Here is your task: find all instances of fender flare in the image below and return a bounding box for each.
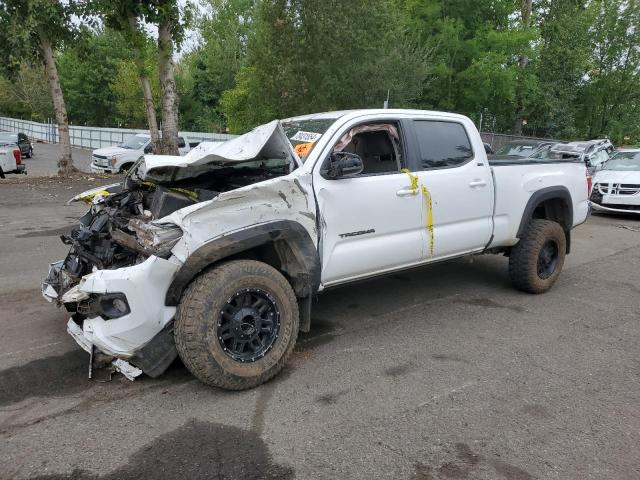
[516,186,573,252]
[165,220,320,308]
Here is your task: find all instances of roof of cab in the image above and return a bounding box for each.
[282,108,472,123]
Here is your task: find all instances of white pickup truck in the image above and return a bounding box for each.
[90,133,191,174]
[0,141,26,178]
[43,109,590,389]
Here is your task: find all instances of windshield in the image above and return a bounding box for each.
[0,133,19,144]
[120,134,149,150]
[603,152,640,171]
[529,146,554,159]
[494,143,537,156]
[281,118,336,161]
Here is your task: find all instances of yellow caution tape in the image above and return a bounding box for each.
[421,185,434,256]
[79,190,112,205]
[401,168,419,193]
[143,181,198,200]
[170,187,199,200]
[401,168,435,256]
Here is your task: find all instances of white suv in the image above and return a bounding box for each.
[91,133,191,174]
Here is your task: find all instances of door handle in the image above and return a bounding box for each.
[396,188,418,197]
[469,180,487,188]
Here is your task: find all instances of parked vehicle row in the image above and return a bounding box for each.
[0,136,26,178]
[0,131,33,158]
[0,131,31,177]
[490,138,639,214]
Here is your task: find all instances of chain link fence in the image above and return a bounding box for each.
[479,132,565,151]
[0,117,237,150]
[2,115,565,153]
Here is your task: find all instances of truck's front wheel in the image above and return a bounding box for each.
[175,259,299,390]
[509,219,566,294]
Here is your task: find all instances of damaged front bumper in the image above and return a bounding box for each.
[43,255,182,379]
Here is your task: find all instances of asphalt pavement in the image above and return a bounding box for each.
[20,143,93,177]
[1,175,639,479]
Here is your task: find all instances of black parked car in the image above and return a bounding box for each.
[0,132,33,158]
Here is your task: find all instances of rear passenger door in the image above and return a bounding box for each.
[410,119,494,259]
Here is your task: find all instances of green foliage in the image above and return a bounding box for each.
[574,0,640,144]
[1,0,639,144]
[0,63,53,120]
[221,0,430,132]
[111,59,161,127]
[176,0,257,132]
[0,0,77,71]
[57,28,136,126]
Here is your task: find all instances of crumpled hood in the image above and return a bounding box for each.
[139,120,299,180]
[593,169,640,184]
[93,146,135,157]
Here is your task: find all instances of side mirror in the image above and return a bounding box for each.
[484,143,494,155]
[144,144,153,154]
[325,152,364,179]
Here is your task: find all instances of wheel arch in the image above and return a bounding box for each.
[517,186,573,253]
[119,162,135,173]
[165,220,320,331]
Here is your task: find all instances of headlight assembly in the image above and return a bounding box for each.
[128,219,183,257]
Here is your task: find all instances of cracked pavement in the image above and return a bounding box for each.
[1,178,639,480]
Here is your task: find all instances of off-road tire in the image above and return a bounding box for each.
[509,219,566,294]
[175,259,299,390]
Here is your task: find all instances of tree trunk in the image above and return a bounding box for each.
[157,21,179,155]
[513,0,534,135]
[40,37,73,175]
[128,14,161,153]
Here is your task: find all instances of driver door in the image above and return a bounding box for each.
[314,122,426,286]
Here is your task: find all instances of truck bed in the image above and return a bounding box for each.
[488,160,590,249]
[488,155,584,166]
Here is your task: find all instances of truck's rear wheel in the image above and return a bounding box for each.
[175,259,299,390]
[509,219,566,294]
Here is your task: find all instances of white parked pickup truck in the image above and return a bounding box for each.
[44,109,590,389]
[90,133,191,174]
[0,140,26,178]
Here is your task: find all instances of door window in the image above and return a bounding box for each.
[332,123,402,175]
[414,121,474,170]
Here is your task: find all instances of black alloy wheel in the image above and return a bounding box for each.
[217,288,281,362]
[537,239,559,279]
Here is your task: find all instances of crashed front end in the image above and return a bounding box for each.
[42,181,190,379]
[42,120,305,380]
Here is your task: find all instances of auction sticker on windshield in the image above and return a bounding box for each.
[291,131,322,143]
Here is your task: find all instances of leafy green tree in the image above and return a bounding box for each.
[0,63,53,121]
[181,0,256,132]
[575,0,640,143]
[57,28,134,127]
[530,0,593,138]
[222,0,430,132]
[143,0,193,153]
[84,0,163,150]
[111,59,160,127]
[0,0,77,174]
